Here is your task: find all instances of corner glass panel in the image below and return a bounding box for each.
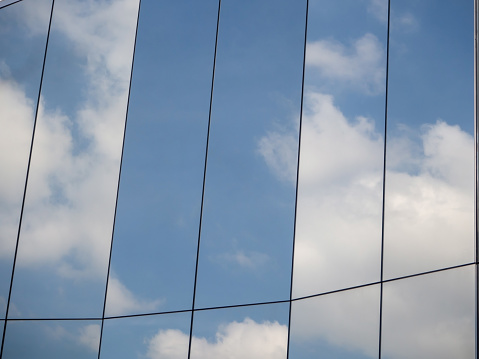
[384,0,474,279]
[190,303,289,359]
[3,320,101,359]
[8,0,139,318]
[195,0,306,308]
[381,266,475,359]
[100,313,191,359]
[289,285,380,359]
[293,0,387,298]
[105,0,218,317]
[0,0,52,318]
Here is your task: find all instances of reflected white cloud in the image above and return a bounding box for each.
[43,322,100,352]
[368,0,388,23]
[258,89,474,357]
[214,250,271,270]
[147,318,287,359]
[105,277,162,317]
[367,0,418,33]
[260,90,473,290]
[0,0,138,280]
[78,324,101,352]
[381,268,474,359]
[306,34,385,94]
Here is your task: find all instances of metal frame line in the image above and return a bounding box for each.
[286,0,309,358]
[187,1,222,358]
[96,1,143,358]
[0,0,55,357]
[378,0,392,358]
[475,2,479,359]
[0,0,23,10]
[4,262,474,322]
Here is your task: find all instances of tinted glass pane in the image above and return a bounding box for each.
[195,0,306,308]
[0,0,51,317]
[8,0,139,318]
[190,303,289,359]
[105,0,218,317]
[381,266,475,359]
[293,0,387,298]
[383,0,474,279]
[3,320,101,359]
[100,313,191,359]
[289,285,379,358]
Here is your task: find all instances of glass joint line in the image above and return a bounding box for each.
[286,1,309,358]
[378,1,392,358]
[187,1,222,358]
[475,1,479,358]
[0,0,24,10]
[5,262,474,323]
[96,1,143,359]
[0,1,55,358]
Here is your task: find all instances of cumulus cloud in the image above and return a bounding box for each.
[146,318,287,359]
[105,276,162,317]
[306,34,385,94]
[0,0,139,280]
[0,76,35,256]
[259,91,473,292]
[258,90,474,358]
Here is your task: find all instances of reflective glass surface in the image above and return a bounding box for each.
[289,285,380,358]
[381,266,475,359]
[190,303,289,359]
[384,0,474,279]
[100,313,191,359]
[105,0,218,317]
[195,0,306,308]
[293,0,387,298]
[0,0,52,318]
[8,0,139,318]
[2,320,101,359]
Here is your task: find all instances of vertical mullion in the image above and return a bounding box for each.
[286,0,309,358]
[378,0,392,358]
[96,1,142,358]
[475,1,479,358]
[0,1,55,357]
[187,1,222,358]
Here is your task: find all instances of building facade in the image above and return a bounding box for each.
[0,0,477,358]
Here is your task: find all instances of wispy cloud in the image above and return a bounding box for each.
[306,34,385,94]
[105,277,162,317]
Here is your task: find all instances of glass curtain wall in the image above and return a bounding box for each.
[0,0,476,358]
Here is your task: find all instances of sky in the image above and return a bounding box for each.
[0,0,476,358]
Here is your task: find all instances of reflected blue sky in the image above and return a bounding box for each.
[0,0,476,358]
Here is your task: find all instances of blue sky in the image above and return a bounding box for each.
[0,0,476,358]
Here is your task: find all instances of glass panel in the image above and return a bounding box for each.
[384,0,474,279]
[8,0,139,318]
[293,0,387,298]
[190,303,289,359]
[105,0,218,317]
[195,0,306,308]
[381,266,475,359]
[2,320,101,358]
[289,285,380,358]
[0,0,52,318]
[100,312,191,359]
